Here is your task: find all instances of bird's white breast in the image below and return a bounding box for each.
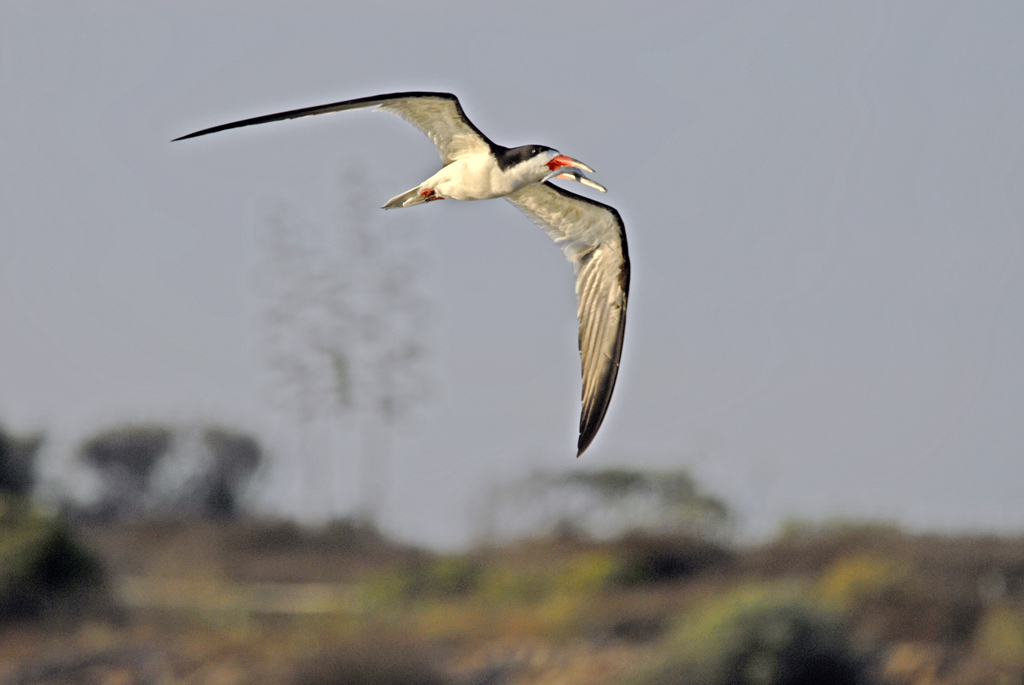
[426,152,535,201]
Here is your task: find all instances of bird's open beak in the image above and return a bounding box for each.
[546,154,595,174]
[555,170,607,193]
[544,155,606,192]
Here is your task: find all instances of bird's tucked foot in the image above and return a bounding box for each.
[382,186,443,209]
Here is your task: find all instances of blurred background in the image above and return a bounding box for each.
[2,1,1024,683]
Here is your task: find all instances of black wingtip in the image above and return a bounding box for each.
[172,129,203,142]
[172,126,219,142]
[171,121,242,142]
[576,433,593,458]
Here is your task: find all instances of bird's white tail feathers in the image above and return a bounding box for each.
[382,186,429,209]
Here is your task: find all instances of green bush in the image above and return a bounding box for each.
[421,555,483,597]
[623,583,871,685]
[816,553,909,611]
[552,550,619,594]
[0,498,104,619]
[975,605,1024,668]
[363,554,484,605]
[477,563,550,605]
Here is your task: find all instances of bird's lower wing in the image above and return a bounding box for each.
[505,182,630,456]
[173,91,495,164]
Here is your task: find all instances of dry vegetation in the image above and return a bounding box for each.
[3,505,1024,685]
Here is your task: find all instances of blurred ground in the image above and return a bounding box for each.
[3,512,1024,684]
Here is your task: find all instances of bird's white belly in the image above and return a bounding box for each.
[426,155,526,201]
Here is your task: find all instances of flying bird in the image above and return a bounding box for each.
[175,91,629,456]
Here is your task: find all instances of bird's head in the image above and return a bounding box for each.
[502,145,607,193]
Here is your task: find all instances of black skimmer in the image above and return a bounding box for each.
[175,91,629,456]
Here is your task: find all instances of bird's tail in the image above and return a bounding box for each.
[382,185,433,209]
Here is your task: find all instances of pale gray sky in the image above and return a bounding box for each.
[2,2,1023,546]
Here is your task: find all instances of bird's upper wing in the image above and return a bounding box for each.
[505,182,630,456]
[173,91,496,165]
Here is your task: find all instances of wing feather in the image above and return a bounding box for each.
[174,91,497,164]
[505,182,630,456]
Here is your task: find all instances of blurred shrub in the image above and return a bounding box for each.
[291,625,449,685]
[743,525,996,646]
[478,563,550,605]
[743,521,902,578]
[229,518,395,555]
[611,533,732,587]
[553,549,620,594]
[363,567,414,607]
[975,605,1024,668]
[367,547,618,609]
[424,555,482,597]
[407,557,483,597]
[813,550,981,645]
[816,553,909,611]
[364,555,482,604]
[623,583,871,685]
[0,426,43,496]
[0,497,104,619]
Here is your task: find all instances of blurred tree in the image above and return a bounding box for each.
[81,424,172,519]
[255,167,430,523]
[481,466,731,542]
[200,427,263,519]
[0,425,43,497]
[78,424,262,520]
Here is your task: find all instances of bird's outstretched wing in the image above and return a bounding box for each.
[173,91,497,164]
[505,182,630,456]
